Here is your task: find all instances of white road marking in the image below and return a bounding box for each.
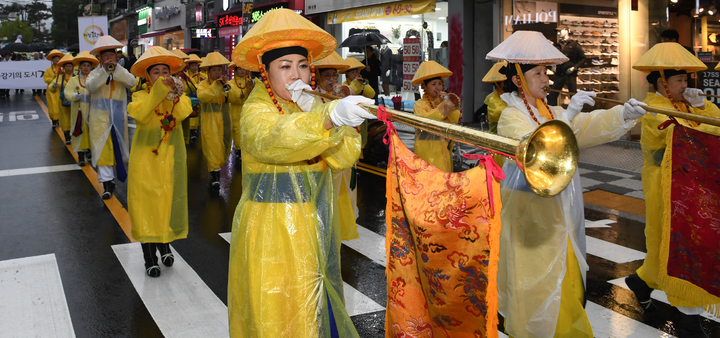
[112,243,230,338]
[585,219,615,228]
[0,164,80,177]
[586,301,675,337]
[609,277,720,324]
[0,254,75,337]
[343,224,387,266]
[586,236,646,264]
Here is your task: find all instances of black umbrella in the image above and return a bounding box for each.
[1,42,33,54]
[339,31,391,48]
[30,42,54,52]
[67,43,80,52]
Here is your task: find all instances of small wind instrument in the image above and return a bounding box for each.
[217,76,231,93]
[105,62,115,73]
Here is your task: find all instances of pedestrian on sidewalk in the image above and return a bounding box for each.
[44,49,65,128]
[85,36,136,200]
[64,51,98,166]
[127,46,190,277]
[50,54,75,144]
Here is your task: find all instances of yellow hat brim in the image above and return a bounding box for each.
[313,51,350,71]
[185,54,202,64]
[171,49,190,60]
[338,57,364,74]
[131,46,185,78]
[72,51,100,67]
[482,61,508,83]
[46,49,64,61]
[411,60,453,85]
[200,52,230,69]
[57,54,75,67]
[633,42,707,73]
[232,9,336,72]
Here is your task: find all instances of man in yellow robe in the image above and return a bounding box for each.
[43,49,64,128]
[197,52,232,188]
[50,54,75,144]
[227,62,254,162]
[181,54,206,143]
[64,51,99,166]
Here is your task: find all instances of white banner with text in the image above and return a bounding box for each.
[0,60,52,89]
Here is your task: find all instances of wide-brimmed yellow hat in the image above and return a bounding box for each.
[91,35,124,55]
[411,61,453,85]
[46,49,64,61]
[482,61,508,83]
[171,49,190,60]
[338,57,364,74]
[633,42,706,73]
[232,8,336,72]
[131,46,185,78]
[72,51,99,67]
[57,54,74,67]
[313,51,350,71]
[486,30,568,65]
[200,52,230,70]
[185,54,202,64]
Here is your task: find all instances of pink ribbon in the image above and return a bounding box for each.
[376,106,396,165]
[462,154,506,216]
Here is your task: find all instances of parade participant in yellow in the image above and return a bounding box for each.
[487,31,649,338]
[483,61,508,133]
[228,9,375,337]
[410,60,461,172]
[127,46,191,277]
[64,51,99,167]
[227,62,254,161]
[197,52,232,188]
[85,35,136,200]
[180,53,205,143]
[340,57,375,99]
[625,42,720,337]
[49,54,75,145]
[44,49,64,128]
[170,49,190,65]
[314,51,359,240]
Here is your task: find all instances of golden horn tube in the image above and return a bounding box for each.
[547,88,720,127]
[304,89,579,197]
[700,93,720,99]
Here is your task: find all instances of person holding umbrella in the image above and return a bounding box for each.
[64,51,99,166]
[44,49,64,128]
[49,54,75,144]
[360,46,381,101]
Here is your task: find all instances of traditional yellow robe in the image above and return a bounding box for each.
[48,71,74,132]
[197,79,232,172]
[412,97,461,172]
[227,75,253,151]
[64,74,91,152]
[343,78,375,100]
[485,90,507,134]
[43,65,60,121]
[185,70,206,131]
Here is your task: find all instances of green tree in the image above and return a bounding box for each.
[51,0,82,48]
[0,20,33,43]
[0,4,28,21]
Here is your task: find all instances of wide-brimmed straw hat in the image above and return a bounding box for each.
[46,49,64,61]
[171,49,190,60]
[57,54,74,67]
[339,57,365,74]
[185,54,202,64]
[199,52,230,70]
[411,60,453,85]
[482,61,508,83]
[91,35,124,55]
[313,51,350,71]
[232,8,336,72]
[633,42,706,73]
[131,46,185,78]
[72,51,99,67]
[486,30,568,65]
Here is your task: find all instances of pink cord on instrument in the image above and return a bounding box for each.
[463,154,505,216]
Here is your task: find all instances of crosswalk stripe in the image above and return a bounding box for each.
[344,224,387,266]
[585,236,646,264]
[218,232,386,316]
[112,243,230,337]
[0,164,80,177]
[586,301,675,337]
[0,254,75,337]
[608,277,720,324]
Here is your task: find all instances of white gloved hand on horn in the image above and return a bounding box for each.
[329,95,376,127]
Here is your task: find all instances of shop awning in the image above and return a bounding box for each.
[140,26,182,38]
[327,0,435,24]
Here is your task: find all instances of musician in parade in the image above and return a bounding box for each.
[340,57,375,100]
[64,51,99,167]
[226,62,254,162]
[127,46,191,278]
[49,54,76,145]
[227,8,375,337]
[182,54,206,143]
[487,30,649,338]
[625,42,720,337]
[483,61,508,134]
[43,49,65,128]
[85,35,136,200]
[196,52,232,189]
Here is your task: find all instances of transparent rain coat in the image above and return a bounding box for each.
[197,79,232,172]
[48,71,73,131]
[64,74,92,152]
[85,65,135,167]
[44,65,60,120]
[497,92,635,338]
[227,87,361,338]
[412,97,461,172]
[127,79,192,243]
[227,76,254,151]
[637,92,720,307]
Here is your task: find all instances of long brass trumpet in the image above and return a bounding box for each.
[304,90,579,197]
[547,88,720,127]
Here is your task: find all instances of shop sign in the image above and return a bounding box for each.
[137,5,151,34]
[402,37,420,92]
[192,28,217,39]
[111,20,127,42]
[327,0,436,25]
[698,52,713,62]
[558,4,617,17]
[155,6,181,20]
[196,4,203,22]
[242,2,252,33]
[252,4,301,23]
[218,13,243,27]
[219,26,242,37]
[505,1,557,26]
[698,65,720,103]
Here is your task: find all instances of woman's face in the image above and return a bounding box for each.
[52,56,60,65]
[148,65,170,85]
[346,69,361,82]
[208,66,223,80]
[63,64,74,74]
[235,67,249,78]
[80,62,92,75]
[188,62,199,73]
[513,65,549,100]
[424,79,444,99]
[319,69,339,91]
[266,54,311,102]
[660,74,688,102]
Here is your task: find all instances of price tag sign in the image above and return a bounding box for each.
[402,38,420,94]
[698,64,720,104]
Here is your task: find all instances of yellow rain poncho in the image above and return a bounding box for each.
[486,90,506,133]
[343,78,375,99]
[43,65,61,122]
[227,75,253,151]
[85,64,136,167]
[49,70,74,132]
[497,91,636,338]
[197,79,232,171]
[412,97,461,172]
[64,74,91,152]
[127,79,192,242]
[637,92,720,307]
[182,69,205,131]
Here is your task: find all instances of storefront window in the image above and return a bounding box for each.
[156,30,185,51]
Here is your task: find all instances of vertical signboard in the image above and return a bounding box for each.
[698,64,720,104]
[402,37,420,94]
[78,16,108,52]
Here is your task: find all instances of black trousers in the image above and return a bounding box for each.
[547,73,577,106]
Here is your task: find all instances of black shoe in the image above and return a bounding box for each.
[141,243,161,277]
[677,313,706,338]
[51,120,59,128]
[102,181,115,200]
[158,243,174,267]
[85,150,92,161]
[626,274,656,312]
[210,171,220,188]
[78,152,86,167]
[64,131,71,145]
[234,149,242,161]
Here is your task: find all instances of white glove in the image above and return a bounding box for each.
[622,98,650,120]
[329,95,376,127]
[561,90,595,122]
[684,88,705,107]
[74,93,81,100]
[285,79,315,111]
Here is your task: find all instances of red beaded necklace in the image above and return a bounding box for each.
[661,77,698,127]
[518,84,553,125]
